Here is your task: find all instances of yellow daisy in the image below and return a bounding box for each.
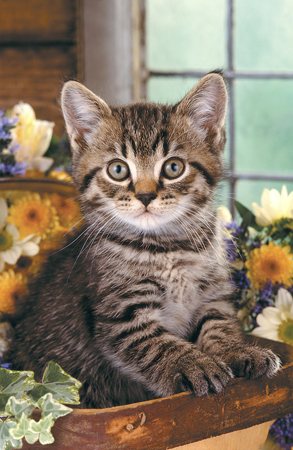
[46,193,83,228]
[245,242,293,289]
[48,169,73,183]
[0,269,27,314]
[6,193,59,240]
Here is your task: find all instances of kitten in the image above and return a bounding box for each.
[6,74,281,408]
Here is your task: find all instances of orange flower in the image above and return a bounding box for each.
[6,193,59,240]
[245,242,293,289]
[47,193,83,228]
[0,269,27,313]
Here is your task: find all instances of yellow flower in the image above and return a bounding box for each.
[245,242,293,289]
[6,193,59,240]
[0,198,41,272]
[10,102,54,172]
[252,186,293,226]
[0,269,27,314]
[47,193,83,228]
[48,169,73,183]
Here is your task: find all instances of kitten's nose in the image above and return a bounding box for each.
[136,192,157,207]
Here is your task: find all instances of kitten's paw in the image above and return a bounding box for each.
[173,353,233,397]
[225,345,282,379]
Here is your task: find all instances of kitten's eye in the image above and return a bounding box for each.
[107,160,130,181]
[162,158,185,179]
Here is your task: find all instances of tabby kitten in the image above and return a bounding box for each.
[7,74,281,408]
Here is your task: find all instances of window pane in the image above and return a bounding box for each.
[216,180,230,208]
[146,0,226,71]
[235,0,293,71]
[235,180,293,212]
[147,76,199,104]
[235,79,293,173]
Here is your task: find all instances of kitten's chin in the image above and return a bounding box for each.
[123,211,172,232]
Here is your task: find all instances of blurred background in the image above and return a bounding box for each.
[1,0,293,211]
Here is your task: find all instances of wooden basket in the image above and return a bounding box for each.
[20,337,293,450]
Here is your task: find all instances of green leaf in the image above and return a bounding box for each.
[0,369,37,416]
[234,200,263,231]
[9,413,39,445]
[0,418,22,450]
[30,414,55,445]
[28,362,81,405]
[38,393,72,420]
[234,200,251,219]
[5,397,35,420]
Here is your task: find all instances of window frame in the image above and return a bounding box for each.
[141,0,293,214]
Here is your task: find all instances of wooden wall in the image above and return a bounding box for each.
[0,0,82,137]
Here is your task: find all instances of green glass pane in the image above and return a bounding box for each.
[235,0,293,71]
[146,0,226,71]
[216,180,230,209]
[235,79,293,173]
[235,180,293,213]
[147,76,199,104]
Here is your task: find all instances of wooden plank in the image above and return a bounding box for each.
[0,46,78,136]
[21,339,293,450]
[0,0,77,43]
[174,421,274,450]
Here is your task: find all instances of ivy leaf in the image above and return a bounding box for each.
[0,368,37,416]
[9,413,39,445]
[38,393,72,420]
[234,200,263,231]
[30,413,55,445]
[5,397,35,420]
[28,362,81,405]
[0,418,22,450]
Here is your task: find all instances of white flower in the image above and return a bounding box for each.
[0,198,40,272]
[217,206,232,224]
[252,288,293,345]
[252,185,293,227]
[9,102,54,172]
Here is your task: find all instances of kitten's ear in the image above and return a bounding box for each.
[176,73,227,145]
[61,81,111,150]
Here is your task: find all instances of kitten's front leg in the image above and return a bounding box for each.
[193,301,281,379]
[100,314,233,399]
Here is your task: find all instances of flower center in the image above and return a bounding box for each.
[0,229,14,252]
[278,319,293,345]
[26,208,38,221]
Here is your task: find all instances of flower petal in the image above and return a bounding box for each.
[31,156,54,172]
[256,313,274,328]
[2,246,22,265]
[5,222,20,242]
[251,326,279,341]
[0,198,8,229]
[0,256,5,272]
[262,307,282,325]
[275,288,293,312]
[19,241,40,257]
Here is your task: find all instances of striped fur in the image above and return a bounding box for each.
[6,74,281,408]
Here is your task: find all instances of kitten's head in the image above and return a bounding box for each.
[61,74,227,237]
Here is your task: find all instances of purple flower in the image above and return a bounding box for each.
[0,109,17,140]
[0,357,12,369]
[0,161,27,176]
[270,414,293,450]
[10,162,27,175]
[232,270,250,290]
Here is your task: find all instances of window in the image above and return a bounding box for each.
[143,0,293,212]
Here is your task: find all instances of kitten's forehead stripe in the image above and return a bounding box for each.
[113,104,172,158]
